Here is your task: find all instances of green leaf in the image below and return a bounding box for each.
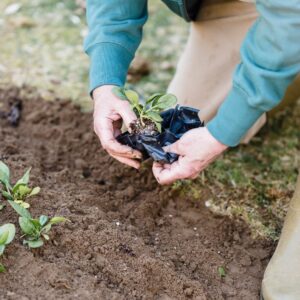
[0,203,5,211]
[42,234,50,241]
[42,223,52,233]
[1,191,13,201]
[132,103,143,117]
[145,111,163,122]
[24,239,44,248]
[218,266,226,278]
[17,185,32,197]
[0,263,6,272]
[154,94,177,110]
[0,231,8,245]
[15,200,30,209]
[154,121,162,133]
[124,89,139,106]
[39,215,48,226]
[30,219,41,229]
[8,200,31,219]
[19,217,36,236]
[29,187,40,197]
[12,168,31,193]
[49,216,69,225]
[0,245,5,255]
[146,93,163,105]
[0,224,15,245]
[0,161,10,188]
[112,86,127,100]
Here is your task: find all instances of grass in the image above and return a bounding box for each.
[175,106,299,240]
[0,0,187,109]
[0,0,299,240]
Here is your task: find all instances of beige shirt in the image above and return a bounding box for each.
[199,0,256,21]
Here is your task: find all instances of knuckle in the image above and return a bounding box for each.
[122,100,131,108]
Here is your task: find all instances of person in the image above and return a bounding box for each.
[84,1,300,299]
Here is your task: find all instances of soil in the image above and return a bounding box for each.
[0,87,274,300]
[130,118,158,136]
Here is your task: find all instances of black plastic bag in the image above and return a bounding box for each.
[117,105,204,164]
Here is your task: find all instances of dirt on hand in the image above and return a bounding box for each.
[0,87,274,300]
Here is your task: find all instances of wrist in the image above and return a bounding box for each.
[92,85,119,100]
[205,127,228,151]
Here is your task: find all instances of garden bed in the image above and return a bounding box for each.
[0,87,273,299]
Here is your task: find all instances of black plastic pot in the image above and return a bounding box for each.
[117,105,204,163]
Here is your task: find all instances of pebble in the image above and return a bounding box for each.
[95,254,107,269]
[184,288,194,297]
[74,158,87,170]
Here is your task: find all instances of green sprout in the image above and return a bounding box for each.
[112,87,177,132]
[0,161,40,209]
[8,200,69,249]
[218,266,226,278]
[0,223,16,272]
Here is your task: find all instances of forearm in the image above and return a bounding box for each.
[84,0,148,93]
[207,0,300,146]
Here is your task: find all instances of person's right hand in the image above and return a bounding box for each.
[93,85,142,169]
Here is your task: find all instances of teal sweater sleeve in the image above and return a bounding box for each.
[85,0,300,147]
[207,0,300,146]
[84,0,148,93]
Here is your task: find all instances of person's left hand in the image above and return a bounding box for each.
[152,127,228,185]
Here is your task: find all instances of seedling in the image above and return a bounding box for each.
[8,200,68,248]
[0,161,40,208]
[0,223,16,272]
[113,87,177,134]
[218,266,226,278]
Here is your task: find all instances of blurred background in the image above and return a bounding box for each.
[0,0,188,109]
[0,0,299,240]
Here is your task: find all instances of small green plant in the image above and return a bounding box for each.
[8,200,68,248]
[0,223,16,272]
[113,87,177,132]
[0,161,40,208]
[218,266,226,278]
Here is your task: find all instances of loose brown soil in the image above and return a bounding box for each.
[0,87,274,300]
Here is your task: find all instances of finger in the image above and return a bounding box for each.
[190,173,199,180]
[161,163,172,170]
[101,130,142,158]
[95,119,142,159]
[163,141,182,155]
[117,103,137,129]
[113,127,122,138]
[153,159,187,185]
[110,153,141,169]
[108,147,142,159]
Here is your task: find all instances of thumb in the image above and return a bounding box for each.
[163,140,182,155]
[118,106,137,129]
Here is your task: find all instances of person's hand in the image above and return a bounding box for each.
[93,85,142,169]
[152,127,228,185]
